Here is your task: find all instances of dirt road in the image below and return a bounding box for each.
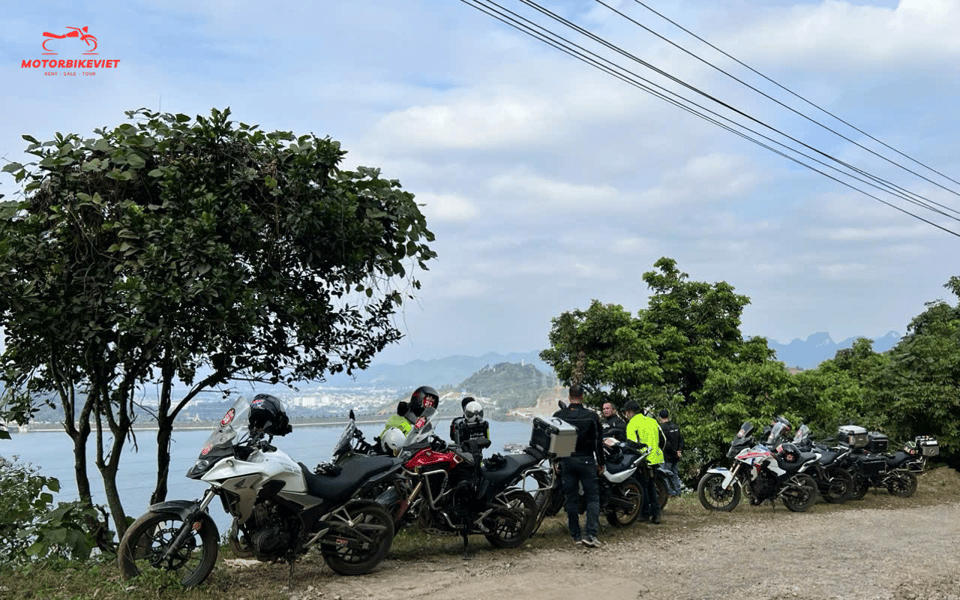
[230,467,960,600]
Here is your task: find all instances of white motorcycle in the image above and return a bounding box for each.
[118,395,402,587]
[697,421,819,512]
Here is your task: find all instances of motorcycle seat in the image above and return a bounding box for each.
[776,452,818,473]
[818,449,840,464]
[299,455,399,504]
[481,452,540,488]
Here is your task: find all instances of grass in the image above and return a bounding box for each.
[1,465,957,600]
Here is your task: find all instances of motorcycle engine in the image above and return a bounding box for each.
[750,469,778,504]
[246,501,292,560]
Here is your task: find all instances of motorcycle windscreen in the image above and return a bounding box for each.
[403,405,438,449]
[198,396,252,459]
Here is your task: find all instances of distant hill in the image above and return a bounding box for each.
[323,351,551,391]
[456,362,558,411]
[767,331,901,370]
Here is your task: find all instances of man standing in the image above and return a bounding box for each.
[553,384,605,548]
[658,409,684,497]
[622,400,664,524]
[600,401,626,441]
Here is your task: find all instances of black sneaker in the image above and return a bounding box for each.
[582,536,601,548]
[651,515,661,524]
[573,538,583,546]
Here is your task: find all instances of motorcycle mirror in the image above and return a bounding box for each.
[349,409,356,421]
[558,400,568,410]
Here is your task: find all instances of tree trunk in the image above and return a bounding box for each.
[151,421,173,505]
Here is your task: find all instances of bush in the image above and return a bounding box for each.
[0,455,106,563]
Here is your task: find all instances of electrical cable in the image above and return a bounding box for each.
[458,0,960,236]
[515,0,957,220]
[626,0,960,193]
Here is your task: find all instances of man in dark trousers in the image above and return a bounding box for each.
[658,409,685,497]
[553,384,605,548]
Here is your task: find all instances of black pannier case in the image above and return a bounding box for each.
[867,432,889,454]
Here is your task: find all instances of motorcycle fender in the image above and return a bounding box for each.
[706,467,737,490]
[146,499,202,520]
[145,500,220,538]
[605,468,636,484]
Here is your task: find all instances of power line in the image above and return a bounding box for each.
[625,0,960,193]
[514,0,959,221]
[458,0,960,236]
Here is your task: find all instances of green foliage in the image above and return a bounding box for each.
[868,280,960,453]
[0,456,104,563]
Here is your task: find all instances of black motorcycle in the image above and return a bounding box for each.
[846,432,919,499]
[792,425,855,504]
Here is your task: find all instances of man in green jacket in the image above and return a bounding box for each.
[623,400,664,523]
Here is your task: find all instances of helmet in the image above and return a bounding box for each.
[381,428,406,456]
[249,394,292,436]
[778,443,800,463]
[464,401,484,424]
[409,386,439,416]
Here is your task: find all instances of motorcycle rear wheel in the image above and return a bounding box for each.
[605,478,643,527]
[484,489,537,548]
[321,501,395,576]
[887,470,918,497]
[820,466,854,504]
[782,474,818,512]
[656,476,669,509]
[849,473,869,501]
[697,473,741,512]
[118,510,219,588]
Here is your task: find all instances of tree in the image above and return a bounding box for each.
[868,277,960,458]
[0,108,436,535]
[540,300,661,407]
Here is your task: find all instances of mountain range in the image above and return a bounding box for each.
[322,331,903,391]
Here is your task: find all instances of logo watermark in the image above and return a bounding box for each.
[21,26,120,76]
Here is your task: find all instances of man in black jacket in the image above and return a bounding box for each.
[658,409,684,497]
[553,384,605,548]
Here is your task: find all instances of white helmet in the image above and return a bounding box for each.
[464,401,484,424]
[382,428,406,456]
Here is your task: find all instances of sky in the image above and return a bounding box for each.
[3,0,959,365]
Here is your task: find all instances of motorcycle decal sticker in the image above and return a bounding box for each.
[221,408,235,426]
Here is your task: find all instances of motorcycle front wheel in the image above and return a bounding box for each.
[820,466,854,504]
[605,478,643,527]
[118,510,219,588]
[484,489,537,548]
[782,474,818,512]
[321,500,395,576]
[656,476,669,509]
[697,473,741,512]
[887,470,918,497]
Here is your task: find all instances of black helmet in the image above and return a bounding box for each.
[249,394,292,436]
[409,386,439,416]
[778,442,800,463]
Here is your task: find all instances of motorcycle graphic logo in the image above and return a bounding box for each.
[42,26,98,55]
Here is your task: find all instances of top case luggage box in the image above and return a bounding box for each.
[916,435,940,457]
[867,432,889,454]
[530,417,577,458]
[838,425,868,449]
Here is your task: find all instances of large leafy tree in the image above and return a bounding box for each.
[0,108,436,534]
[868,277,960,457]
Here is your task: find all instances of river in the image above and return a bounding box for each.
[0,418,537,532]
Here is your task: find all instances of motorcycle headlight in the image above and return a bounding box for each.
[187,458,213,479]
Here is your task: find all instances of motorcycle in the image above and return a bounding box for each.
[792,424,855,504]
[374,406,539,551]
[697,421,819,512]
[846,431,922,500]
[528,432,662,533]
[118,395,401,587]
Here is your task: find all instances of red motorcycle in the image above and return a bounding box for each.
[375,407,538,551]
